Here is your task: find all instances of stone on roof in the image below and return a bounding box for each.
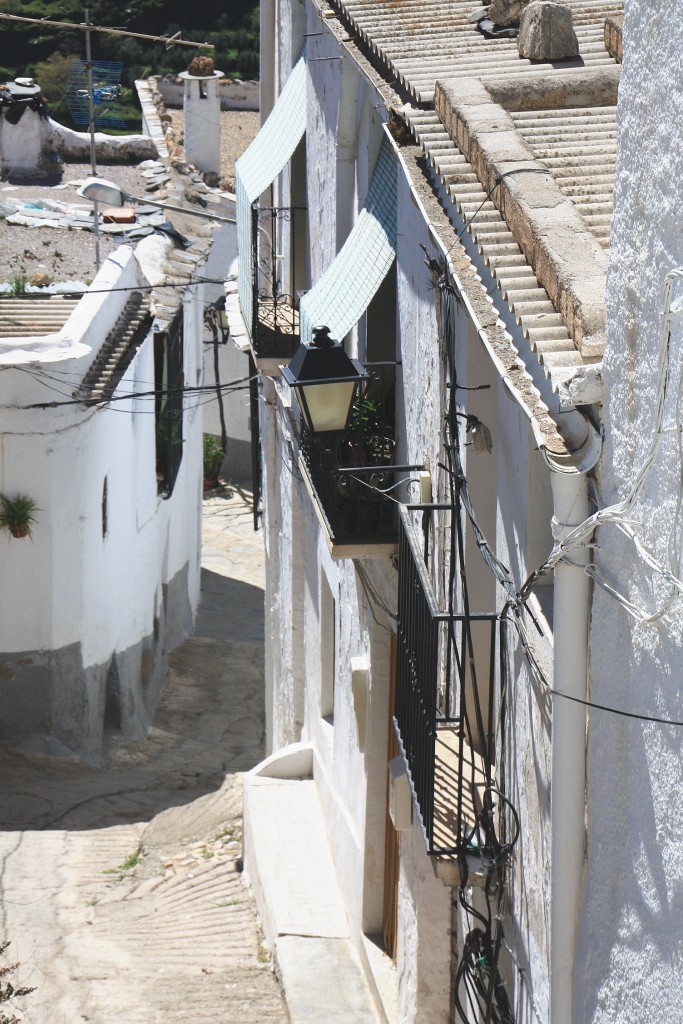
[489,0,532,28]
[518,2,580,60]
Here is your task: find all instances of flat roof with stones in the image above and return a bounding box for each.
[325,0,625,402]
[333,0,623,104]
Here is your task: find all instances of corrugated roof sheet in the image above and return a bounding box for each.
[334,0,623,103]
[0,296,79,338]
[405,107,601,395]
[510,105,617,250]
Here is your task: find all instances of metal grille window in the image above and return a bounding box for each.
[251,204,306,359]
[155,309,184,498]
[235,51,307,334]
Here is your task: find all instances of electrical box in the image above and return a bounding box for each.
[388,755,413,831]
[417,470,432,505]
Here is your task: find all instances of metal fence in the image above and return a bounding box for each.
[251,204,305,360]
[395,505,500,856]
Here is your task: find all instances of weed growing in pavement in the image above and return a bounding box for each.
[214,824,240,843]
[103,849,142,881]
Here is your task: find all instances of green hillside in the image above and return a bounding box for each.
[1,0,259,129]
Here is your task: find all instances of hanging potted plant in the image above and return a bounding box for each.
[0,493,39,539]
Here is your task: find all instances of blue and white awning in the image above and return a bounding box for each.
[235,52,307,334]
[299,139,397,343]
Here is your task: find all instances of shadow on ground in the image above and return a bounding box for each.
[0,571,266,832]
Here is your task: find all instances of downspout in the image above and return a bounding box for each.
[544,428,601,1024]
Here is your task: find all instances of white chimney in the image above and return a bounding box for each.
[179,69,224,176]
[0,78,59,181]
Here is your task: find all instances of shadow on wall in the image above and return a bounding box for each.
[574,634,683,1019]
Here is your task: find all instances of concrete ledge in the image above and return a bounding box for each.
[485,65,620,112]
[250,740,313,779]
[604,15,623,64]
[277,936,381,1024]
[243,761,382,1022]
[435,74,613,357]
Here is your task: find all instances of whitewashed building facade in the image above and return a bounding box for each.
[0,235,210,763]
[237,2,680,1023]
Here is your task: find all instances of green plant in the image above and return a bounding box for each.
[203,433,225,481]
[0,494,39,539]
[8,275,27,298]
[103,849,142,880]
[342,391,396,466]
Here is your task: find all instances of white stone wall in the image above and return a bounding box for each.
[201,228,253,480]
[156,77,260,111]
[577,6,683,1021]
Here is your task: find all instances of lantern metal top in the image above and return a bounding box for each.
[281,326,369,437]
[281,326,368,388]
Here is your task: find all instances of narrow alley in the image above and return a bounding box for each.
[0,489,287,1024]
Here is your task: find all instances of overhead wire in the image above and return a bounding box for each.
[427,253,683,1023]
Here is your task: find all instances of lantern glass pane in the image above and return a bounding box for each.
[301,381,356,433]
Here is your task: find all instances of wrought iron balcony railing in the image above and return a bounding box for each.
[395,505,503,864]
[298,362,400,548]
[251,204,305,361]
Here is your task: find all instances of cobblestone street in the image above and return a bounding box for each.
[0,488,287,1024]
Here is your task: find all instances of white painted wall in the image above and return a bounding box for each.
[0,104,54,178]
[0,245,204,759]
[156,77,259,111]
[202,227,253,480]
[256,3,562,1022]
[576,7,683,1021]
[181,72,223,176]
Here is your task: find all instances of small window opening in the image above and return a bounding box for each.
[154,310,184,498]
[320,572,336,723]
[101,476,108,538]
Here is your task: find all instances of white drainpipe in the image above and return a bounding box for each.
[545,430,600,1024]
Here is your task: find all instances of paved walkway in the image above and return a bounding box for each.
[0,488,288,1024]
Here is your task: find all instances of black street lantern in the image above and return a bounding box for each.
[281,326,368,438]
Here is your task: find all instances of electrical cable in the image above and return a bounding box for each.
[354,559,397,624]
